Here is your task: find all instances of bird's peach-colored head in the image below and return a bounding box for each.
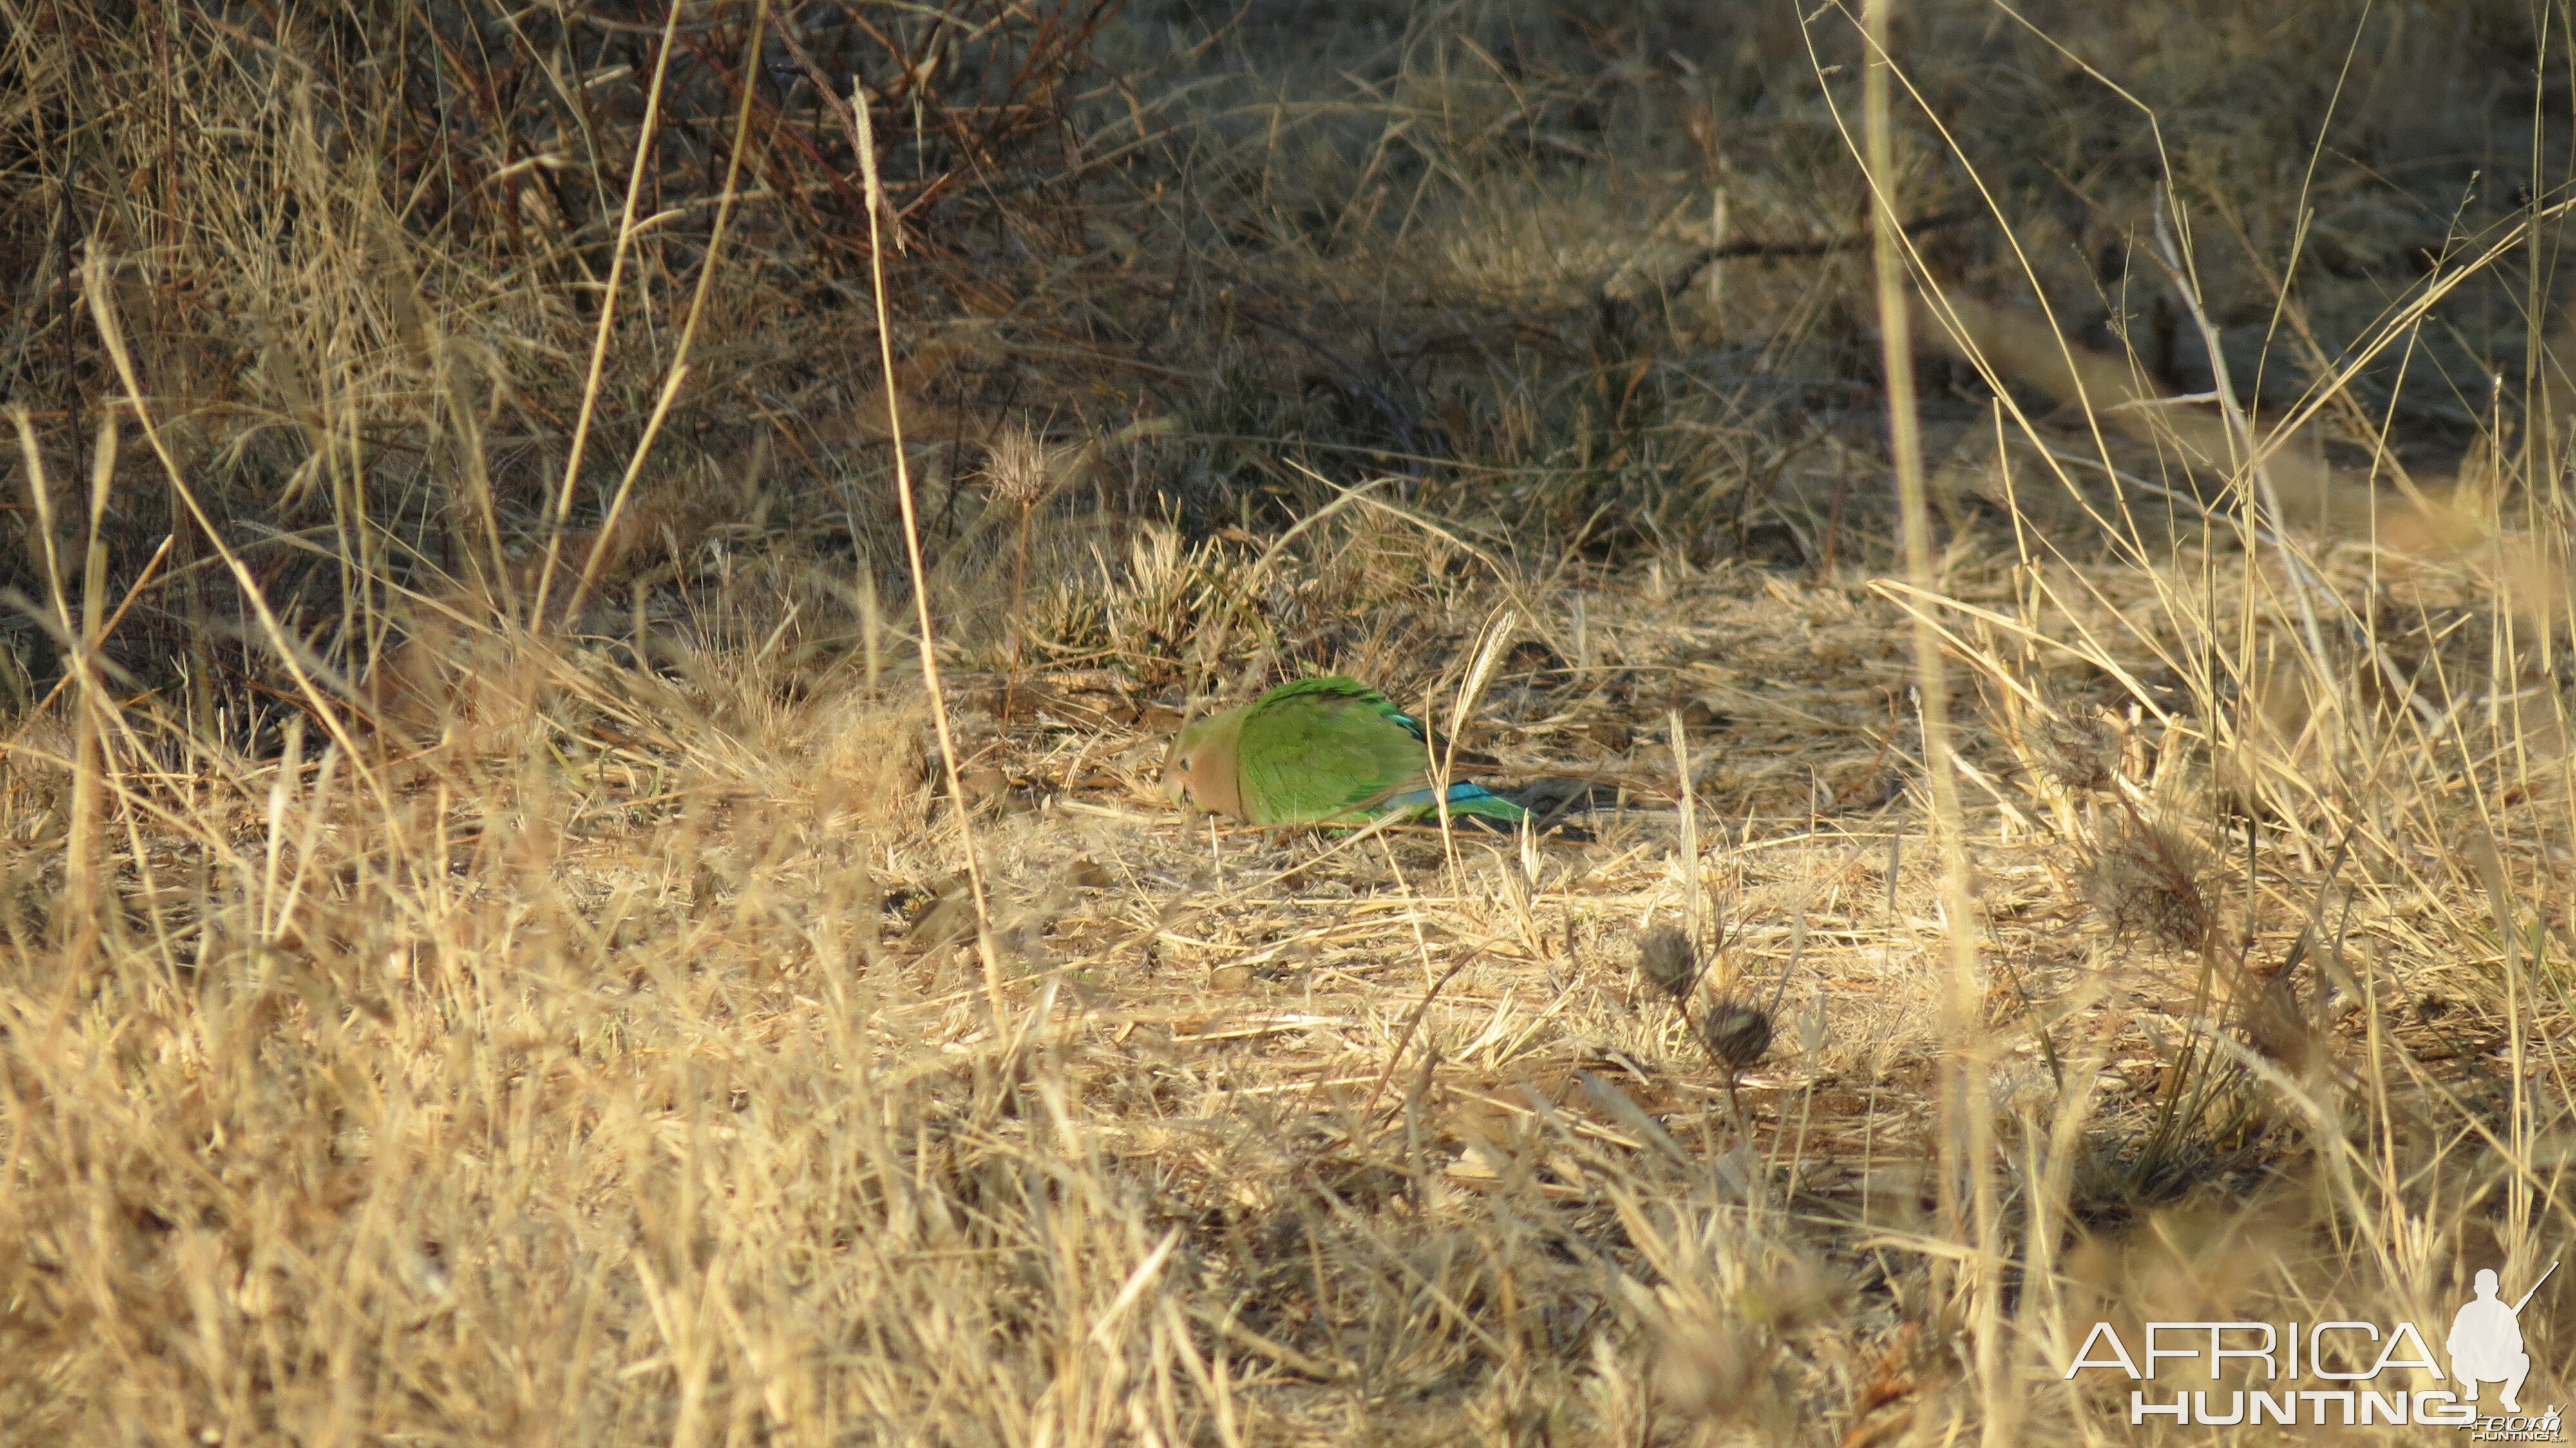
[1162,707,1247,819]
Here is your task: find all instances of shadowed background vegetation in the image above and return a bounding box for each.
[2,0,2572,1442]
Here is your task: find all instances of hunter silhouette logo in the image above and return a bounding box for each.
[2451,1264,2552,1414]
[2063,1261,2563,1435]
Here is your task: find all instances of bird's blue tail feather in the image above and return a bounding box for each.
[1386,781,1529,821]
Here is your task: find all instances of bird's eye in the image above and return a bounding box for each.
[1178,754,1192,770]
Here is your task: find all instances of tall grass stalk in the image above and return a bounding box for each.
[853,82,1005,1031]
[1858,2,2005,1439]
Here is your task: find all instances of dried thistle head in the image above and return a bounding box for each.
[2083,815,2215,955]
[2033,705,2123,794]
[1636,924,1700,1000]
[1701,996,1774,1075]
[983,424,1053,511]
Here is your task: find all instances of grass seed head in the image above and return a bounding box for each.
[2237,962,2318,1071]
[2083,816,2216,956]
[984,424,1053,511]
[2034,705,2123,794]
[1653,1319,1764,1422]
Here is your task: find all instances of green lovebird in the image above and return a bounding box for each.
[1161,675,1530,826]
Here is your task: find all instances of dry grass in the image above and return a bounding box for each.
[4,1,2576,1443]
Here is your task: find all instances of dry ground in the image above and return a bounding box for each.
[2,504,2566,1445]
[3,1,2575,1444]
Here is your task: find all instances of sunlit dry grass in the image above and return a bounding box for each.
[4,506,2568,1443]
[5,1,2576,1444]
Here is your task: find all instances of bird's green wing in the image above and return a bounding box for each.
[1235,677,1431,824]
